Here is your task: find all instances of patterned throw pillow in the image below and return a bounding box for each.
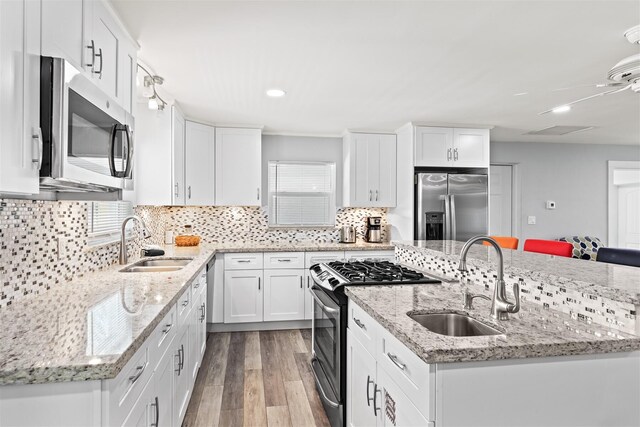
[558,236,604,260]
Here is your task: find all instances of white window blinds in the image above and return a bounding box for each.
[88,201,133,246]
[268,162,336,226]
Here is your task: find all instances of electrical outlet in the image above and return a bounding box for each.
[527,216,536,225]
[57,236,68,260]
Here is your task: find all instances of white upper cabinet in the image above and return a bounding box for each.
[215,127,262,206]
[0,0,41,195]
[135,104,186,206]
[84,0,120,101]
[414,126,489,168]
[41,0,84,69]
[343,132,397,207]
[185,121,215,206]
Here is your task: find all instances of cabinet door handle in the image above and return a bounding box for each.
[373,383,381,416]
[447,148,452,161]
[300,276,303,289]
[366,375,375,407]
[129,362,147,383]
[375,190,379,201]
[387,352,406,371]
[94,47,103,79]
[188,185,192,199]
[86,39,95,68]
[353,317,366,330]
[31,127,43,169]
[369,190,372,201]
[180,344,185,370]
[258,277,261,291]
[175,182,179,198]
[307,276,310,289]
[454,148,459,161]
[151,396,159,427]
[257,188,260,200]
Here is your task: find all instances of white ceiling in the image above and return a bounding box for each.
[111,0,640,145]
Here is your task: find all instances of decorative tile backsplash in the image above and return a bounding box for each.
[395,246,638,335]
[1,198,388,308]
[135,205,389,244]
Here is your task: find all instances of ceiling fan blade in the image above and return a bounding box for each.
[538,84,632,115]
[551,82,625,92]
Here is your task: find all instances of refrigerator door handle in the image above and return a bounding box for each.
[443,194,451,240]
[450,194,457,241]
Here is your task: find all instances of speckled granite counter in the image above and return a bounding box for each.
[345,282,640,364]
[0,241,391,385]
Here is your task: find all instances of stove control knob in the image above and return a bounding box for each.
[329,278,340,287]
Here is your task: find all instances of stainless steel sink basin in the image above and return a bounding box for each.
[408,312,503,337]
[120,258,193,273]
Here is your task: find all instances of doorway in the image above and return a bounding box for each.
[608,161,640,249]
[490,164,519,238]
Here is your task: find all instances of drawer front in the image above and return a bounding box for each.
[107,342,152,426]
[264,252,304,269]
[304,251,345,268]
[345,250,394,262]
[224,252,263,270]
[149,305,177,371]
[348,300,379,356]
[176,286,192,327]
[378,326,434,418]
[192,268,207,298]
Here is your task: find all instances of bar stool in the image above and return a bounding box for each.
[483,236,519,250]
[596,247,640,267]
[523,239,573,257]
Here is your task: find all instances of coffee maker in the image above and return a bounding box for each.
[364,216,382,243]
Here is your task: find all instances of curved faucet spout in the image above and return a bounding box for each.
[458,235,519,320]
[120,216,151,265]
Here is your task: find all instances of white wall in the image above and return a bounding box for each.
[262,134,343,204]
[491,141,640,244]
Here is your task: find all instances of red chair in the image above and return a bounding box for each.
[523,239,573,257]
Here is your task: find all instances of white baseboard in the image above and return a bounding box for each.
[207,320,312,333]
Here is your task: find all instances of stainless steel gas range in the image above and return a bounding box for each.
[309,260,440,427]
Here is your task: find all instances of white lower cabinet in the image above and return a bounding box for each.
[263,269,305,321]
[121,378,154,427]
[347,329,379,427]
[224,270,263,323]
[154,346,174,427]
[173,319,191,426]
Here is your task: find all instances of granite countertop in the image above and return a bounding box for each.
[394,240,640,305]
[345,280,640,365]
[0,241,392,386]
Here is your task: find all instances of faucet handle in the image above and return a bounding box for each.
[508,281,521,314]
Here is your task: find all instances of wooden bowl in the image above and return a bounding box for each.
[174,235,201,247]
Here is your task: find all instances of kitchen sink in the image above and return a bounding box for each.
[120,258,193,273]
[408,312,503,337]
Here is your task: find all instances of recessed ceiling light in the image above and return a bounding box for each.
[552,105,571,113]
[266,88,286,97]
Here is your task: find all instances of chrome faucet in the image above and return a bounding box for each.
[120,216,152,265]
[458,236,520,320]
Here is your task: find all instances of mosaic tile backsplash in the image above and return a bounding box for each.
[395,245,638,335]
[1,199,387,308]
[135,205,389,245]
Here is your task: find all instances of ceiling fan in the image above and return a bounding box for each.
[539,24,640,115]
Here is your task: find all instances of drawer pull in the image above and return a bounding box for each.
[182,299,189,307]
[387,352,406,371]
[129,363,147,383]
[162,323,173,334]
[237,259,251,263]
[353,317,366,330]
[277,258,292,262]
[194,281,200,289]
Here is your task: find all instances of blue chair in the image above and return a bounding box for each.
[596,247,640,267]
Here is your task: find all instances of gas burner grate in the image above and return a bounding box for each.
[327,260,427,283]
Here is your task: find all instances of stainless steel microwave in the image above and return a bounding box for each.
[39,57,134,191]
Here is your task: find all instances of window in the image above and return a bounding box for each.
[268,161,336,227]
[87,201,134,246]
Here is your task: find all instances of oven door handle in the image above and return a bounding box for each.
[310,288,339,314]
[310,357,340,408]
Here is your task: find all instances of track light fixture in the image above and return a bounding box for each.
[137,63,167,111]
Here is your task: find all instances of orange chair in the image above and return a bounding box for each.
[483,236,519,250]
[523,239,573,257]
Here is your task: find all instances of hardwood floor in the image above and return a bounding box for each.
[183,330,331,427]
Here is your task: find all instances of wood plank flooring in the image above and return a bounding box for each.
[183,330,330,427]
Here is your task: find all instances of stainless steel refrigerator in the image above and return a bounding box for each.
[414,171,488,242]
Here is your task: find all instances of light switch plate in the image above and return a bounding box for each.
[527,216,536,225]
